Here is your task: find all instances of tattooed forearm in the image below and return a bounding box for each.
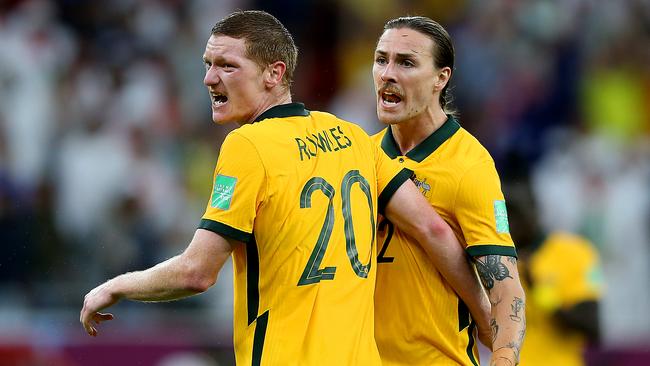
[490,318,499,344]
[509,297,524,322]
[474,255,513,290]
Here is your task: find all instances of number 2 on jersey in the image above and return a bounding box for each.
[377,219,395,263]
[297,170,375,286]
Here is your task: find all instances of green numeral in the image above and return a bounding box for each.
[298,178,337,285]
[297,171,375,286]
[377,219,395,263]
[341,170,374,278]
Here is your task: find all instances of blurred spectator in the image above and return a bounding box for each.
[504,170,602,366]
[0,0,76,190]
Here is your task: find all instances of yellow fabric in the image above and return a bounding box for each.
[202,107,406,365]
[519,232,603,366]
[372,121,515,366]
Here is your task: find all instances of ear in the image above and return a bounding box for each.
[264,61,287,89]
[433,66,452,92]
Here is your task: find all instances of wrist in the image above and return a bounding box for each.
[105,277,125,300]
[491,347,517,366]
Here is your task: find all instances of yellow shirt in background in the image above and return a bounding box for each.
[519,231,603,366]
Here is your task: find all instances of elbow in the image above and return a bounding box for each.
[408,214,455,254]
[182,262,217,294]
[424,214,454,242]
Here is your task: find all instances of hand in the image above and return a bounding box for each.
[80,281,119,336]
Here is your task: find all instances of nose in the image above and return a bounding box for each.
[204,66,219,86]
[380,62,397,83]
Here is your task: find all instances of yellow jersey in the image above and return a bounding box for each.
[200,103,411,366]
[372,116,516,366]
[519,232,602,366]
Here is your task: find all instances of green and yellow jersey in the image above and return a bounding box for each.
[372,116,516,366]
[519,232,602,366]
[200,103,411,366]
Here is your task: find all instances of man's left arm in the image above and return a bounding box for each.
[473,254,526,366]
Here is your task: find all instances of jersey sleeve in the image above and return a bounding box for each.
[198,131,266,243]
[455,160,517,258]
[530,233,603,312]
[374,143,412,214]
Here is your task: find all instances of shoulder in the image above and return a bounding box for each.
[371,128,387,145]
[311,111,373,142]
[440,128,497,180]
[452,128,494,163]
[223,126,257,146]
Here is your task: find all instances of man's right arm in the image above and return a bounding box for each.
[80,229,237,336]
[383,179,492,347]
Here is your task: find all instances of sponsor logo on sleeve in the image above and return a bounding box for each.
[494,200,510,234]
[211,174,237,210]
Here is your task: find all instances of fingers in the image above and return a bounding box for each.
[80,287,116,337]
[80,311,97,337]
[80,312,114,337]
[93,312,114,324]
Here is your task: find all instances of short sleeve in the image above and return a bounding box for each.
[374,143,412,214]
[456,160,517,258]
[199,131,266,242]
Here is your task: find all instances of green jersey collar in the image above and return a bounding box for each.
[254,102,310,122]
[380,115,461,162]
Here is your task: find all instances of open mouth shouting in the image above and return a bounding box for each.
[379,87,403,109]
[211,91,228,107]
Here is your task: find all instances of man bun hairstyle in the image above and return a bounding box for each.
[212,10,298,87]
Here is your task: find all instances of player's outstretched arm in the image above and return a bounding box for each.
[384,179,491,345]
[473,255,526,366]
[80,229,237,337]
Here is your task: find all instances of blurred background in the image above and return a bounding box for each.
[0,0,648,365]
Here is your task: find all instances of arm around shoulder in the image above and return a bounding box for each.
[383,179,492,344]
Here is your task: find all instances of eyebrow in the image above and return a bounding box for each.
[375,50,418,59]
[202,55,227,63]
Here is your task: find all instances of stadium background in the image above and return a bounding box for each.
[0,0,648,365]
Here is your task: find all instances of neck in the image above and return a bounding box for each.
[241,91,293,126]
[390,108,448,155]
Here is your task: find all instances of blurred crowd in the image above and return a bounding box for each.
[0,0,649,363]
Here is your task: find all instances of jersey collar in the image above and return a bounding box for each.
[380,115,461,162]
[254,102,310,122]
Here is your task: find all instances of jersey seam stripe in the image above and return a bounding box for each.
[466,320,479,366]
[252,310,269,366]
[465,245,518,258]
[378,168,414,214]
[198,218,252,242]
[458,299,471,331]
[246,238,260,325]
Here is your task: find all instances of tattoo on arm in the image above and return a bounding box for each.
[474,255,512,290]
[510,297,524,322]
[490,318,499,344]
[506,256,517,265]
